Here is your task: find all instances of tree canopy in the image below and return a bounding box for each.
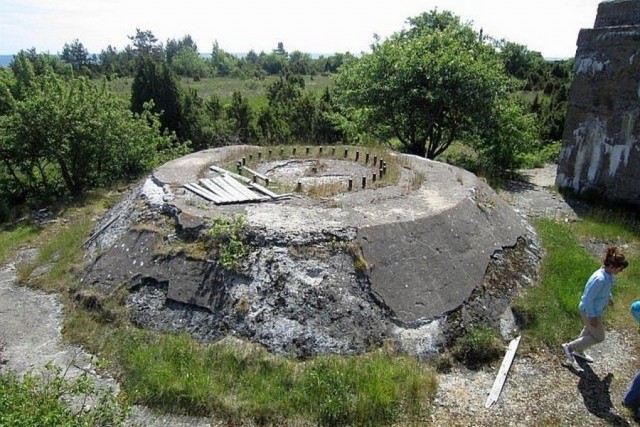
[0,71,187,201]
[333,10,532,163]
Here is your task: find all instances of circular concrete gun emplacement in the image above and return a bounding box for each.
[81,145,541,358]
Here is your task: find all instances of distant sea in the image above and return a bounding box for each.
[0,55,13,67]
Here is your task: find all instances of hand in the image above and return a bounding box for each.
[609,299,615,307]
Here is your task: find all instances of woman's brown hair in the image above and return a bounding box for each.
[604,246,629,269]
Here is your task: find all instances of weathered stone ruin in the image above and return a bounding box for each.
[556,0,640,206]
[81,146,540,358]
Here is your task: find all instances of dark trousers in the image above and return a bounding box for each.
[624,370,640,408]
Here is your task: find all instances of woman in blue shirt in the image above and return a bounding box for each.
[562,246,628,370]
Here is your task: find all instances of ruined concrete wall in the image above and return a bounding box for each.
[555,0,640,205]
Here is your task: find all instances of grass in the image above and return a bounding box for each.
[515,209,640,347]
[452,326,504,369]
[106,75,334,109]
[0,223,40,265]
[0,363,130,427]
[69,324,437,426]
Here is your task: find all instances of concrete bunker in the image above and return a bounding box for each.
[81,145,540,358]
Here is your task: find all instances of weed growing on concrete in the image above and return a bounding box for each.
[344,241,369,275]
[205,214,248,270]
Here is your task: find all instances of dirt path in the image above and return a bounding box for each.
[1,163,638,426]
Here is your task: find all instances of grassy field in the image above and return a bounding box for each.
[2,174,639,425]
[107,74,334,108]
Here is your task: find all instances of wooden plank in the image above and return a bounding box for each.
[196,179,232,202]
[210,176,252,200]
[183,183,223,204]
[248,182,279,198]
[199,178,243,202]
[241,165,269,182]
[220,175,267,200]
[206,177,247,201]
[220,174,255,197]
[485,335,521,409]
[209,165,252,184]
[248,182,293,200]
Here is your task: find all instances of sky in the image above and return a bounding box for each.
[1,0,603,59]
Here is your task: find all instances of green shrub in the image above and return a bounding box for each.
[204,214,248,269]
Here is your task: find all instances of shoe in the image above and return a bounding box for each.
[573,351,594,363]
[562,344,576,364]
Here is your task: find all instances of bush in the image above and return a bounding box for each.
[204,214,248,269]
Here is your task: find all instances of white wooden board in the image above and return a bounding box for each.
[485,335,521,409]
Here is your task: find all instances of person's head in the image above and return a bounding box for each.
[603,246,628,274]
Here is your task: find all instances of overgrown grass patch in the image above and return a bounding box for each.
[0,223,40,265]
[106,329,436,425]
[572,207,640,242]
[0,362,130,427]
[451,326,504,370]
[17,217,94,292]
[515,218,598,345]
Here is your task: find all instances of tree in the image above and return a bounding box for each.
[260,52,286,75]
[10,49,72,82]
[226,91,253,142]
[0,72,186,198]
[131,57,185,139]
[128,29,163,60]
[166,35,198,64]
[289,50,313,75]
[497,41,546,84]
[98,45,119,76]
[274,42,288,57]
[210,41,238,77]
[0,68,16,116]
[171,46,208,79]
[61,39,90,72]
[333,10,516,159]
[475,97,538,178]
